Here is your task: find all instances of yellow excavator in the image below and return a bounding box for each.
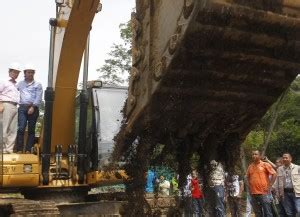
[0,0,127,214]
[1,0,300,215]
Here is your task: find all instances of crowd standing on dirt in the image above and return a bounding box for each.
[145,150,300,217]
[0,63,42,154]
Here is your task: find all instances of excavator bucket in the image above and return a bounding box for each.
[116,0,300,154]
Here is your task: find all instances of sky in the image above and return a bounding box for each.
[0,0,135,88]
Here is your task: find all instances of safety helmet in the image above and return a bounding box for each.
[23,64,36,71]
[9,62,21,72]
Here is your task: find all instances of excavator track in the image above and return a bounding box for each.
[115,0,300,157]
[0,199,60,216]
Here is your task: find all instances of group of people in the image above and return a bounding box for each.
[145,149,300,217]
[145,169,178,196]
[0,63,42,154]
[248,150,300,217]
[206,151,300,217]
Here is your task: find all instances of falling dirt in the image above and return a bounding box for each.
[113,0,300,216]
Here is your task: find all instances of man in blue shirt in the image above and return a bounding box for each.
[16,64,43,153]
[145,168,156,193]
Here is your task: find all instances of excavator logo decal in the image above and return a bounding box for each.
[3,166,16,174]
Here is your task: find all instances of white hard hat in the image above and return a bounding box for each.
[9,62,21,72]
[24,64,35,71]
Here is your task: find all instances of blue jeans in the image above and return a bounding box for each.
[282,192,300,216]
[16,106,39,152]
[211,185,225,217]
[183,196,193,217]
[192,198,203,216]
[277,201,287,217]
[246,194,252,217]
[251,194,273,217]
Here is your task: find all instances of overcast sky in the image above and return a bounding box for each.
[0,0,135,88]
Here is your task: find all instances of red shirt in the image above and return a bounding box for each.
[191,178,203,198]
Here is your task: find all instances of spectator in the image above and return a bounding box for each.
[170,174,179,195]
[209,160,226,217]
[245,192,252,217]
[247,150,277,217]
[0,63,21,153]
[145,168,156,193]
[226,174,244,217]
[262,156,277,170]
[275,153,300,216]
[182,173,193,216]
[158,175,170,196]
[15,64,43,153]
[270,157,287,217]
[263,156,285,216]
[184,174,192,197]
[190,170,204,217]
[243,175,253,217]
[275,157,283,169]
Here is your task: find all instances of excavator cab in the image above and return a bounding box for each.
[82,84,128,186]
[90,84,127,170]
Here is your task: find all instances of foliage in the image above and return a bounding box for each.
[266,119,300,164]
[35,101,45,136]
[97,21,132,85]
[243,76,300,163]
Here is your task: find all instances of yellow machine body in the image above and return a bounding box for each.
[1,154,39,187]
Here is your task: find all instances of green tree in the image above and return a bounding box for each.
[243,76,300,162]
[267,119,300,164]
[97,21,132,85]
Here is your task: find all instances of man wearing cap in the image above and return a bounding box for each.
[16,64,43,153]
[0,63,21,153]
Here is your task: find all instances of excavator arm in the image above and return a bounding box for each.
[41,0,99,185]
[51,0,99,153]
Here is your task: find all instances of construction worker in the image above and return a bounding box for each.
[0,63,21,153]
[16,64,43,153]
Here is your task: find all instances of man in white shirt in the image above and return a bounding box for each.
[0,63,21,153]
[158,175,170,196]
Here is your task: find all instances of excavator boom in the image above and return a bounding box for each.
[51,0,99,153]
